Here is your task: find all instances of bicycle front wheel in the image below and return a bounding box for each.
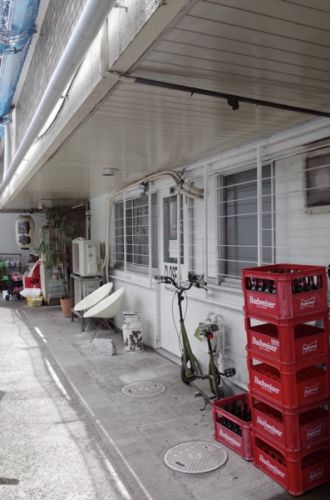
[208,364,221,396]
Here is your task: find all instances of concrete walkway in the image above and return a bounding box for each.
[1,300,330,499]
[0,303,126,499]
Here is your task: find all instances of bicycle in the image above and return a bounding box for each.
[155,272,235,401]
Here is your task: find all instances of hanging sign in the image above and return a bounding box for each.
[15,215,35,249]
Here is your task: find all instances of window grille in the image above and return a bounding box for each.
[151,192,158,269]
[217,165,274,281]
[187,196,195,272]
[112,193,158,274]
[186,179,205,277]
[305,152,330,209]
[113,201,124,269]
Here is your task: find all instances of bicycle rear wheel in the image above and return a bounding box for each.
[180,356,197,384]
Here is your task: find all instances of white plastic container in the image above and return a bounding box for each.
[122,312,143,352]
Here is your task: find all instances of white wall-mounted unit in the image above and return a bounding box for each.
[72,238,100,277]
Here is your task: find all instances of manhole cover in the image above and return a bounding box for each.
[164,441,227,474]
[122,381,166,398]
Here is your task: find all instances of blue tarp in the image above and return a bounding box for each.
[0,0,40,134]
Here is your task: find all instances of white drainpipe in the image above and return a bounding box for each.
[4,123,11,173]
[0,0,116,195]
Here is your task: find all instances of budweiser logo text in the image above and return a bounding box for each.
[256,416,283,437]
[254,376,280,394]
[304,383,320,397]
[259,454,285,478]
[309,467,324,482]
[249,296,276,309]
[306,424,322,440]
[300,297,316,310]
[252,336,279,353]
[302,340,318,354]
[219,427,241,448]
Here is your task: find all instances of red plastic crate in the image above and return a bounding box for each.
[212,393,253,460]
[242,264,327,320]
[253,437,330,496]
[252,397,330,452]
[248,356,329,409]
[245,313,329,364]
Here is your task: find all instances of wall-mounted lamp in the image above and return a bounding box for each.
[138,181,149,195]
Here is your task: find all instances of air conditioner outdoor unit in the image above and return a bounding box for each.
[72,238,100,277]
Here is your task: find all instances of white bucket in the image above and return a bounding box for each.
[122,312,143,352]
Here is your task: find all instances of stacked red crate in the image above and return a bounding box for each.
[212,393,253,461]
[242,263,330,496]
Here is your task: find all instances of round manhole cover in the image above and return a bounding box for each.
[122,381,166,398]
[164,441,227,474]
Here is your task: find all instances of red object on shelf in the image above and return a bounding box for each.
[212,393,253,461]
[24,276,40,288]
[245,313,329,364]
[251,397,330,452]
[248,355,329,409]
[253,436,330,496]
[242,264,327,320]
[24,260,41,288]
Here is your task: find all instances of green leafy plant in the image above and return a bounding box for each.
[36,207,77,298]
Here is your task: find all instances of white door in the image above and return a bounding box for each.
[158,191,187,355]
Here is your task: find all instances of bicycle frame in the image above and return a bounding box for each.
[156,274,235,401]
[176,283,203,381]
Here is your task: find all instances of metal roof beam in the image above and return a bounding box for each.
[133,76,330,119]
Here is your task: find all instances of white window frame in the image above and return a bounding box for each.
[112,191,158,278]
[305,147,330,214]
[215,162,275,285]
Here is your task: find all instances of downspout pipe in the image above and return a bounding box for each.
[0,0,116,196]
[4,122,11,173]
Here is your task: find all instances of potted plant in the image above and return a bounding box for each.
[37,207,76,316]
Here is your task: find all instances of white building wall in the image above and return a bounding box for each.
[112,277,158,348]
[90,195,107,243]
[276,155,330,266]
[90,121,330,389]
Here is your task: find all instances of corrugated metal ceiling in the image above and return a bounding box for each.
[135,0,330,110]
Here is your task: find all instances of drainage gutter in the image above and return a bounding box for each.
[0,0,116,197]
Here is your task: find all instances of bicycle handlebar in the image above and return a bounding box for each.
[155,275,188,290]
[155,273,207,291]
